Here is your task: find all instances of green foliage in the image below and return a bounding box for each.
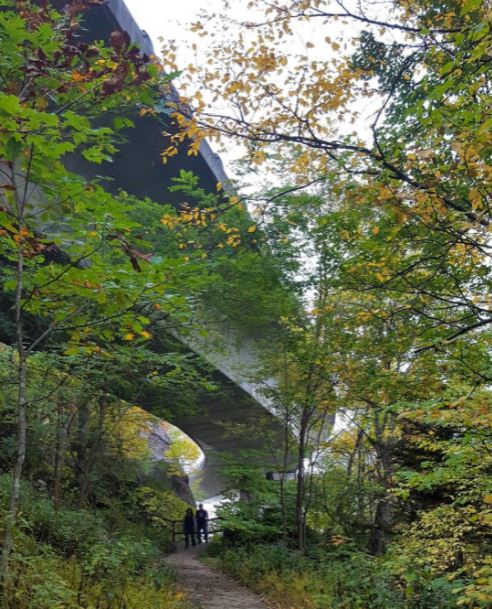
[1,1,491,608]
[0,474,191,609]
[137,486,190,527]
[211,542,459,609]
[209,458,297,545]
[165,170,299,336]
[166,427,202,475]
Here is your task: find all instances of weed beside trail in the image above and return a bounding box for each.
[209,542,460,609]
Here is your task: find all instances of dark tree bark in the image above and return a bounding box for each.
[368,409,396,555]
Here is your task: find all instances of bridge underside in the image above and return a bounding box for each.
[124,353,284,497]
[64,0,228,205]
[65,0,286,498]
[173,381,283,497]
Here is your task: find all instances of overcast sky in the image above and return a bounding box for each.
[123,0,351,72]
[122,0,381,184]
[125,0,224,63]
[124,0,253,173]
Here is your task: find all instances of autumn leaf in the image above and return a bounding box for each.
[71,71,85,82]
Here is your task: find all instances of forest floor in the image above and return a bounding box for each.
[166,544,268,609]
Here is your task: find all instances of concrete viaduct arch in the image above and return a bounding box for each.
[68,0,284,497]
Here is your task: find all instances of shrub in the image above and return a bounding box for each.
[0,476,191,609]
[211,542,460,609]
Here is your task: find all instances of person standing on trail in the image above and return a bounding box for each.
[183,507,196,549]
[196,503,209,543]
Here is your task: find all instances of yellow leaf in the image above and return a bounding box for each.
[481,513,492,527]
[484,494,492,504]
[140,330,152,339]
[247,225,257,233]
[372,226,380,235]
[124,333,135,341]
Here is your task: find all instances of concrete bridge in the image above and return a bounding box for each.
[70,0,284,497]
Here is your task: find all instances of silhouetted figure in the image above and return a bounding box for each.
[196,503,209,543]
[183,507,196,549]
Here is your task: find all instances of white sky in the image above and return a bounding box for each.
[124,0,210,40]
[125,0,256,175]
[125,0,230,64]
[123,0,375,183]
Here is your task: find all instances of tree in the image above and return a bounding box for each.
[163,0,492,343]
[166,426,202,475]
[159,0,491,549]
[0,0,193,583]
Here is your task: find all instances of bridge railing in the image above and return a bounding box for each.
[162,517,223,545]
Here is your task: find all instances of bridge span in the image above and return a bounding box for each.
[70,0,285,497]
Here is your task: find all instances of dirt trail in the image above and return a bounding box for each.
[166,545,269,609]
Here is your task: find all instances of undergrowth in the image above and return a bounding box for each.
[0,475,191,609]
[207,541,460,609]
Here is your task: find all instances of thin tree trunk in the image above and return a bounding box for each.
[368,410,395,555]
[52,401,64,510]
[295,414,307,553]
[279,391,291,545]
[1,163,28,586]
[53,402,76,510]
[302,407,329,539]
[77,398,106,508]
[368,496,393,555]
[1,347,27,584]
[347,428,364,477]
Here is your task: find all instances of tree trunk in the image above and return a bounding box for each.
[76,398,106,508]
[73,401,89,508]
[53,402,76,510]
[1,221,27,585]
[295,416,307,553]
[368,496,393,555]
[368,410,396,555]
[279,402,291,545]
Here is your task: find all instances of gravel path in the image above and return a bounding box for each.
[166,545,269,609]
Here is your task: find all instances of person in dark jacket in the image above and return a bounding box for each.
[195,503,209,543]
[183,507,196,549]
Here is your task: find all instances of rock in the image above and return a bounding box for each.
[140,419,196,506]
